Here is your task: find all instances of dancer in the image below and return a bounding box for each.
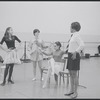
[28,29,48,81]
[41,41,66,88]
[64,22,84,99]
[0,27,21,86]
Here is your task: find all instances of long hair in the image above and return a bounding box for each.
[4,27,13,40]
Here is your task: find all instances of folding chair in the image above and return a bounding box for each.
[59,58,70,86]
[41,57,69,85]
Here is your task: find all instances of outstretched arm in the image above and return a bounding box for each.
[41,42,55,56]
[41,40,48,49]
[41,49,53,56]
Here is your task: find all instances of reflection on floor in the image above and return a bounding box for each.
[0,57,100,99]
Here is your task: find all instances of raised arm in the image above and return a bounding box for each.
[27,40,33,51]
[41,40,48,49]
[41,49,53,56]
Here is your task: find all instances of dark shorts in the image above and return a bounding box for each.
[66,52,80,70]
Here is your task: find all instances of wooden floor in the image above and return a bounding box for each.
[0,57,100,99]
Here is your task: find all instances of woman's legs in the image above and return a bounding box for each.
[68,70,78,92]
[69,70,78,98]
[8,64,14,83]
[1,64,9,86]
[73,70,78,94]
[32,61,37,80]
[69,70,75,93]
[54,74,58,85]
[38,60,43,80]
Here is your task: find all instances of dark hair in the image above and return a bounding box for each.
[71,22,81,32]
[33,29,40,36]
[4,27,13,39]
[55,41,62,49]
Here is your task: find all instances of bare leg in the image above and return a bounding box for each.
[32,61,37,80]
[69,70,75,93]
[70,70,78,99]
[64,70,75,96]
[54,74,58,85]
[73,71,78,93]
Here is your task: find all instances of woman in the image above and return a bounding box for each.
[28,29,48,81]
[64,22,85,99]
[0,27,21,86]
[41,41,66,88]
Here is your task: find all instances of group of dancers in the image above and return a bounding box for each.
[0,22,84,99]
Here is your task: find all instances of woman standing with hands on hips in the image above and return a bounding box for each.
[0,27,22,86]
[64,22,85,99]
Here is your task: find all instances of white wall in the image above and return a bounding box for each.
[0,1,100,56]
[0,2,100,40]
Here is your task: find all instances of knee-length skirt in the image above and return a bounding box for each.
[3,50,21,65]
[66,52,80,70]
[30,51,43,61]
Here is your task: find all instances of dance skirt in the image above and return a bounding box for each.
[3,49,21,65]
[48,58,64,75]
[30,50,43,61]
[66,52,80,70]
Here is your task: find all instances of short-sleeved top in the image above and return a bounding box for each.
[0,35,21,49]
[29,37,44,53]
